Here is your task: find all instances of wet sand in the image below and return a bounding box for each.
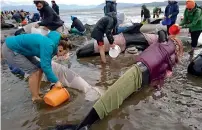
[1,6,202,130]
[1,42,202,130]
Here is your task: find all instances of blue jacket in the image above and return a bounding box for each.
[165,1,179,22]
[5,31,61,83]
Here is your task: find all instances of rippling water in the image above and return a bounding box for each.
[1,6,202,130]
[2,48,202,130]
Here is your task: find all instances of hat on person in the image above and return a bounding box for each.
[186,0,196,9]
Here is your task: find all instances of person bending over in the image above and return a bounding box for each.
[179,0,202,55]
[2,31,70,102]
[91,12,117,63]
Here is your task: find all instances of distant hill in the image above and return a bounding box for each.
[1,3,95,12]
[142,1,202,7]
[96,3,137,9]
[2,1,202,12]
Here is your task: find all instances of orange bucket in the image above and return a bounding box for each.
[44,87,70,107]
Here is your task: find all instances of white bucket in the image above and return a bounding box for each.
[31,27,50,36]
[109,45,121,58]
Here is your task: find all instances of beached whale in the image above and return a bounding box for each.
[188,50,202,77]
[76,24,172,58]
[5,59,102,101]
[1,23,15,29]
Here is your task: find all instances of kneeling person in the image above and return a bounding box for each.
[70,16,86,35]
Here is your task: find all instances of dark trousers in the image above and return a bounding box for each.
[190,30,201,48]
[167,21,176,35]
[143,18,151,23]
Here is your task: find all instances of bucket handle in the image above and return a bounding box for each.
[50,83,65,90]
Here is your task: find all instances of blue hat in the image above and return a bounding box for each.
[71,16,76,21]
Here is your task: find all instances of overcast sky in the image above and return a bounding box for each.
[5,0,165,6]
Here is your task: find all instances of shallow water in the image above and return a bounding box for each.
[2,47,202,130]
[1,6,202,130]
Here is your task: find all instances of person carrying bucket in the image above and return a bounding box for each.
[69,16,86,35]
[179,0,202,55]
[54,29,184,130]
[164,0,179,35]
[1,31,71,102]
[91,12,117,63]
